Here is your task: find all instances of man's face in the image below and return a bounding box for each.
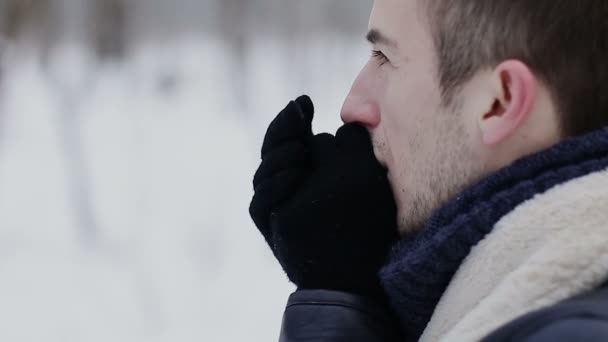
[341,0,484,234]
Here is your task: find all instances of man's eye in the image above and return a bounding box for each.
[371,50,389,66]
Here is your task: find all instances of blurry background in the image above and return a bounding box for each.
[0,0,371,341]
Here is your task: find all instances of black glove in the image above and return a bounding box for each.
[249,95,399,298]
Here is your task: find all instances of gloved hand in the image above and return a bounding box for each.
[249,95,399,298]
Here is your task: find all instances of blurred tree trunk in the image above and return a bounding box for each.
[43,0,100,246]
[0,0,49,39]
[91,0,127,59]
[0,0,54,57]
[219,0,250,113]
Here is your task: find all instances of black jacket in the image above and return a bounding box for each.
[279,284,608,342]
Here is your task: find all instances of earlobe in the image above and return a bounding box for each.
[480,60,537,145]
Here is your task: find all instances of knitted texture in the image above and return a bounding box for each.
[380,127,608,341]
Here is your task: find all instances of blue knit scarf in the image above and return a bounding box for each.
[379,127,608,341]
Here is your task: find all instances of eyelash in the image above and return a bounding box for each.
[371,50,389,66]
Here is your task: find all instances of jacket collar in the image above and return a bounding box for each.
[379,128,608,341]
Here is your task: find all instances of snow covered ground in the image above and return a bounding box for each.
[0,35,367,341]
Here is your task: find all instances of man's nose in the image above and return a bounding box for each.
[340,66,381,127]
[340,94,380,127]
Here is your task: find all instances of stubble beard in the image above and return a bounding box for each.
[396,111,485,236]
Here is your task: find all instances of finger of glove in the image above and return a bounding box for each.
[295,95,314,124]
[261,99,314,158]
[249,168,308,239]
[335,124,375,156]
[307,133,339,165]
[253,141,310,189]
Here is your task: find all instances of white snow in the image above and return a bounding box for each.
[0,35,367,341]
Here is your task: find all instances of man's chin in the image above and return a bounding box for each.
[397,222,416,236]
[398,222,423,237]
[396,208,429,237]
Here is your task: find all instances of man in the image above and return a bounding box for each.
[250,0,608,341]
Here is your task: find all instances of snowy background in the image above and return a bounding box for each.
[0,0,370,341]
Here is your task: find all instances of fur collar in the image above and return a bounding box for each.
[423,167,608,341]
[379,128,608,341]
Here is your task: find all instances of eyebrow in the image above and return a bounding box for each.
[366,29,398,49]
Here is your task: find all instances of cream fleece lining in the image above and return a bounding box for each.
[419,167,608,342]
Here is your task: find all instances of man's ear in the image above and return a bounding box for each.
[480,60,538,145]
